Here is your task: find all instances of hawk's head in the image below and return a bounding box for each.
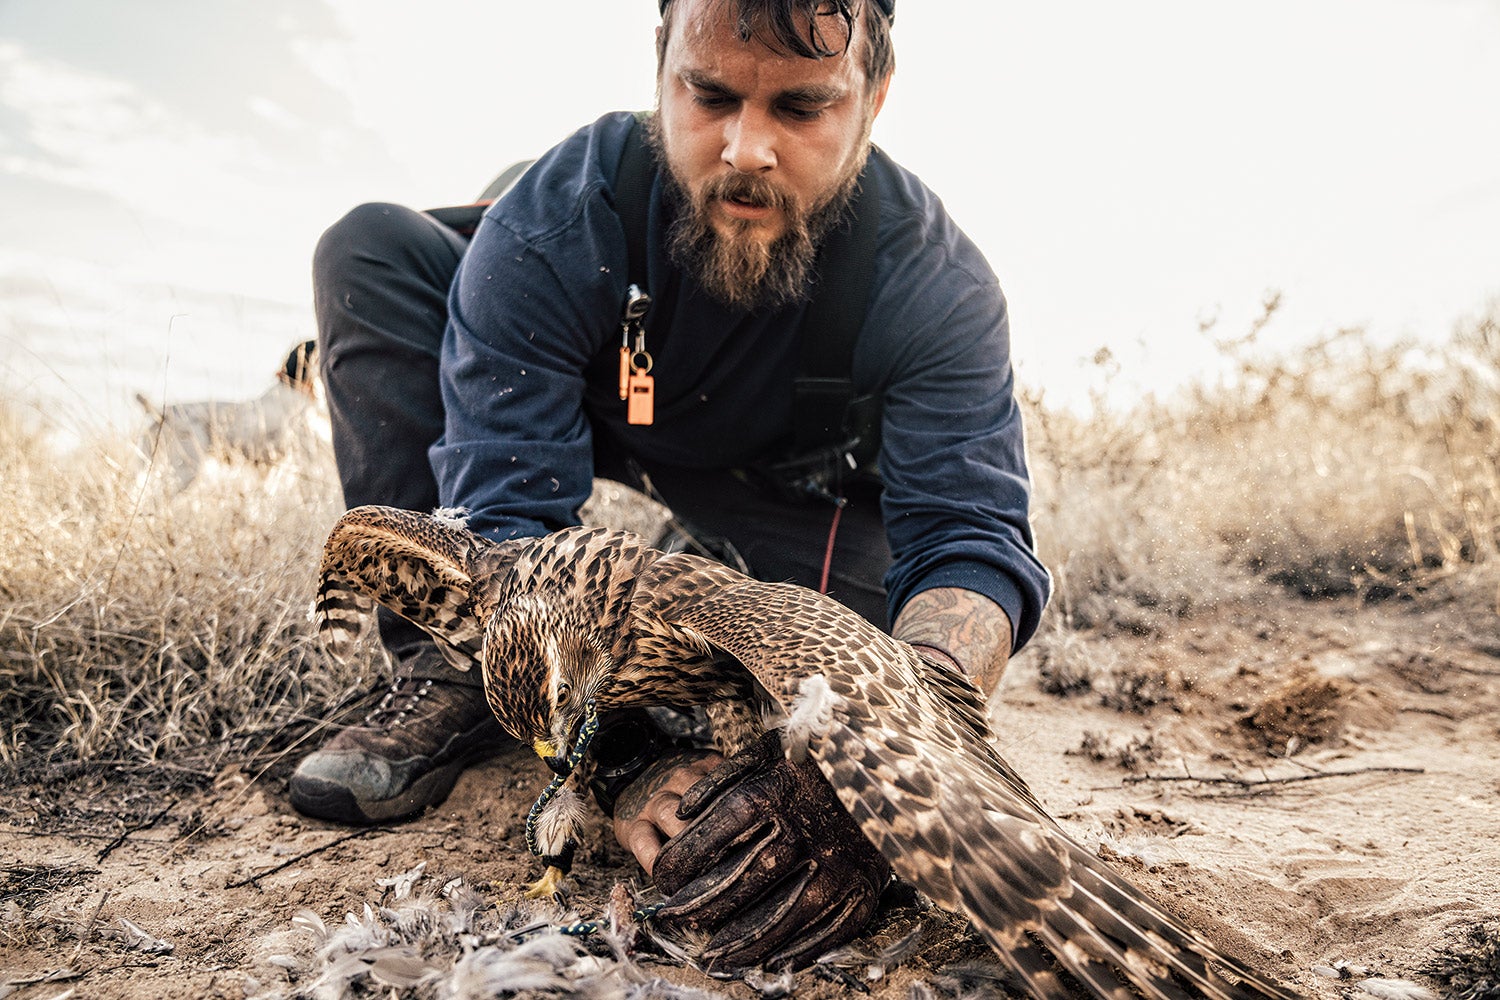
[482,590,616,775]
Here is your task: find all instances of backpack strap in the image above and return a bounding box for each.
[615,116,680,357]
[616,116,656,298]
[791,158,882,461]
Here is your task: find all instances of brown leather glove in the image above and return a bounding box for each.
[647,729,892,972]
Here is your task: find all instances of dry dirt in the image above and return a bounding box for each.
[3,595,1498,999]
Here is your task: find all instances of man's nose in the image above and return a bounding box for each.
[722,109,777,173]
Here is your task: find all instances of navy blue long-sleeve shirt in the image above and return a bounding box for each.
[432,112,1050,649]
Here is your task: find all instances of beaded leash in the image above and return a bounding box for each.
[524,700,601,857]
[521,701,664,936]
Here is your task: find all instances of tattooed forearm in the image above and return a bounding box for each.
[611,748,719,823]
[893,587,1013,697]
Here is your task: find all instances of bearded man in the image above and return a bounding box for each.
[295,0,1050,969]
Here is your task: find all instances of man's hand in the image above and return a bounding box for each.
[616,730,891,972]
[612,749,723,876]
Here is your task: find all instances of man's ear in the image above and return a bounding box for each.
[870,70,893,119]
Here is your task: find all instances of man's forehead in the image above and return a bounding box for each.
[667,0,857,62]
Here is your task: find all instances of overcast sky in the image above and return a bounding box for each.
[2,0,1499,420]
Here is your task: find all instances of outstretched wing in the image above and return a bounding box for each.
[661,570,1299,1000]
[315,505,520,670]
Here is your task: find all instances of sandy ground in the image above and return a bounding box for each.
[2,593,1497,999]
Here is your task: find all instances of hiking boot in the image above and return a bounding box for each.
[289,646,510,824]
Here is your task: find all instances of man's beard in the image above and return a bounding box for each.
[646,119,868,312]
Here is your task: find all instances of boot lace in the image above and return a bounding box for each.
[360,675,436,729]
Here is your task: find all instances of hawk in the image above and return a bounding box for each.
[315,505,1300,1000]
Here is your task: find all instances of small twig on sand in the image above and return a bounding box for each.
[66,888,112,966]
[225,828,387,889]
[3,967,86,989]
[1104,766,1425,797]
[96,799,178,863]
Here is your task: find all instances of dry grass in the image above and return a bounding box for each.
[1025,300,1500,637]
[0,412,372,779]
[4,303,1499,776]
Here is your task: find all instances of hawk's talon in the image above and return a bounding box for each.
[525,865,570,900]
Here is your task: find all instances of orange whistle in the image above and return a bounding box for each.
[626,373,655,425]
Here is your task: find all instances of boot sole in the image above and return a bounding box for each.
[289,743,503,825]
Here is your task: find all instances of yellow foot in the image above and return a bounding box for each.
[524,865,569,901]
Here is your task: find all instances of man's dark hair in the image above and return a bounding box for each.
[658,1,895,88]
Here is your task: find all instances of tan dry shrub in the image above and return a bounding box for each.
[1238,671,1355,751]
[0,406,373,773]
[1174,326,1500,597]
[1022,385,1245,634]
[1025,302,1500,634]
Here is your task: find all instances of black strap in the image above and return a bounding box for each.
[616,117,680,358]
[616,116,656,297]
[792,160,881,456]
[423,202,488,237]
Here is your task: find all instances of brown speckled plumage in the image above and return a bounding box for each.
[316,505,1301,1000]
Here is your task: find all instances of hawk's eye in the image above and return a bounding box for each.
[555,682,572,706]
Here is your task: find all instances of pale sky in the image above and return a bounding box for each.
[2,0,1499,423]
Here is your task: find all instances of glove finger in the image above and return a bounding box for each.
[749,874,884,970]
[652,788,787,893]
[689,859,815,972]
[701,866,881,972]
[695,860,836,972]
[652,821,802,927]
[674,730,781,821]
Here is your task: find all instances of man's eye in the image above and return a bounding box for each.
[693,93,733,110]
[780,104,824,122]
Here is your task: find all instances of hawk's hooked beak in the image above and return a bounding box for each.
[533,738,570,777]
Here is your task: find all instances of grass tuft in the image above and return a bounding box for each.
[1026,302,1500,645]
[0,411,373,779]
[1423,922,1500,1000]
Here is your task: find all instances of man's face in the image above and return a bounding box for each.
[654,0,891,310]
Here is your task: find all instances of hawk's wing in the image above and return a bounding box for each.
[661,570,1299,1000]
[315,505,520,671]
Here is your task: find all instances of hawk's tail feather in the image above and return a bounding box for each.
[314,572,372,661]
[959,856,1295,1000]
[1025,892,1220,1000]
[833,712,1302,1000]
[951,826,1149,1000]
[1058,853,1301,1000]
[988,927,1119,1000]
[314,506,520,665]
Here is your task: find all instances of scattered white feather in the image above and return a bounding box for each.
[1315,958,1372,980]
[375,861,426,901]
[251,869,736,1000]
[1357,979,1437,1000]
[740,969,797,996]
[432,506,471,528]
[291,908,328,940]
[104,916,173,954]
[443,934,582,997]
[782,674,844,762]
[817,925,925,983]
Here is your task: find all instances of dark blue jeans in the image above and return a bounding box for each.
[312,202,892,655]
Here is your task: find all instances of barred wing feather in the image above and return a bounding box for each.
[666,578,1301,1000]
[314,505,519,670]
